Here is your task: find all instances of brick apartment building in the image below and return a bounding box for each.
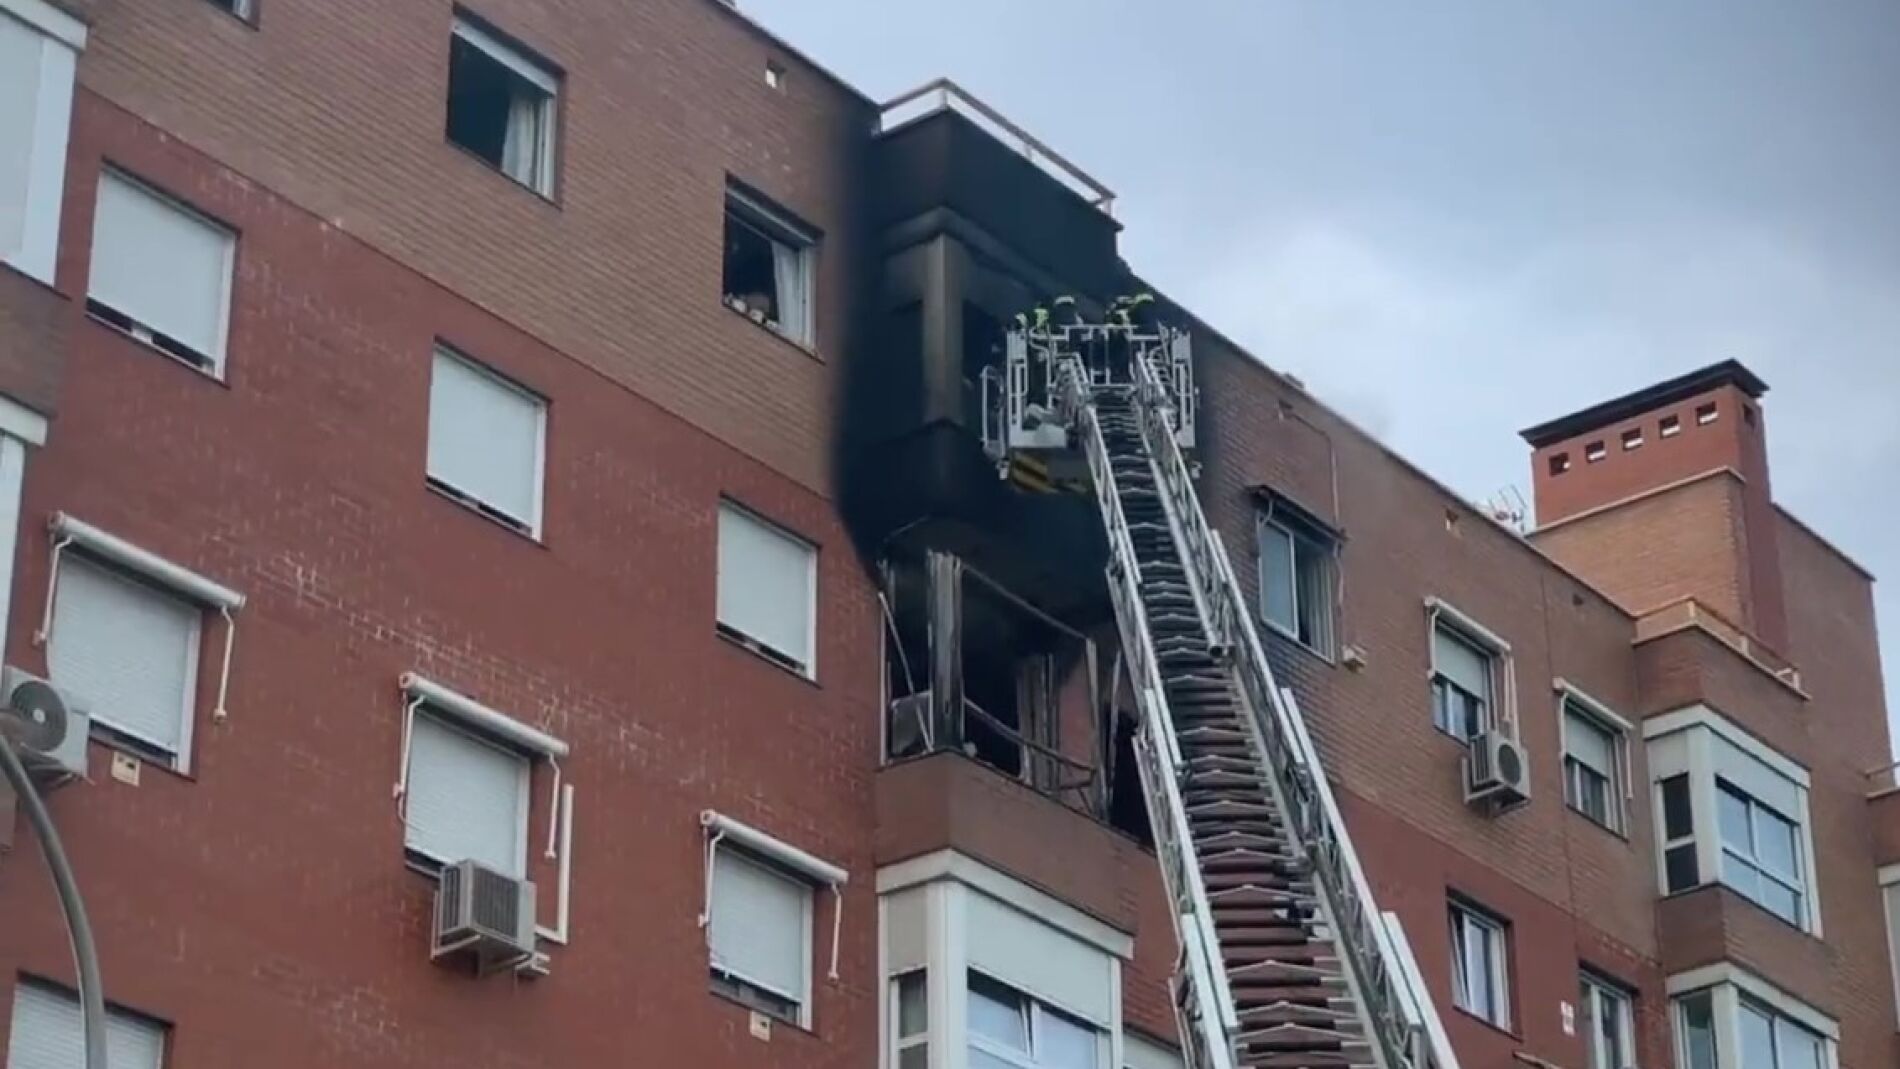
[0,1,1894,1068]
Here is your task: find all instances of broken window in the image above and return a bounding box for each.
[724,184,817,346]
[446,16,559,194]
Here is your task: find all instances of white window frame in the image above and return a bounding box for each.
[1715,779,1806,928]
[1580,970,1635,1069]
[425,345,548,538]
[0,0,83,285]
[1255,508,1336,658]
[1448,899,1511,1029]
[1668,966,1840,1069]
[1644,707,1820,934]
[967,970,1109,1069]
[723,183,818,347]
[1426,598,1513,742]
[86,169,238,377]
[35,513,245,773]
[1880,864,1900,1024]
[448,15,559,195]
[698,810,847,1030]
[1558,681,1630,835]
[715,500,819,677]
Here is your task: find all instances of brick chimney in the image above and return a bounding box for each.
[1521,360,1787,651]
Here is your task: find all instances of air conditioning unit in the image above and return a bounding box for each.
[432,859,536,974]
[1464,729,1530,813]
[1,667,88,787]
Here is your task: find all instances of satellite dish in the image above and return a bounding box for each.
[5,678,70,754]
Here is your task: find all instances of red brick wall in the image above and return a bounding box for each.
[0,93,881,1068]
[1533,471,1752,624]
[0,263,69,417]
[61,0,874,495]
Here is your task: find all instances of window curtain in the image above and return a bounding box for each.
[502,94,542,186]
[772,241,809,341]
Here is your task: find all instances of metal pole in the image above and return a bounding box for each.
[0,745,106,1069]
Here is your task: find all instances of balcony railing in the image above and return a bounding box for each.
[877,78,1117,216]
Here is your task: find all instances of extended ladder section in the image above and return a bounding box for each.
[1047,336,1461,1069]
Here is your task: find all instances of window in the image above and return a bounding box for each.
[765,61,787,90]
[723,184,817,346]
[1563,698,1626,833]
[716,502,817,676]
[1676,991,1718,1069]
[967,973,1101,1069]
[1661,774,1698,892]
[426,347,546,536]
[446,15,558,194]
[892,971,927,1069]
[1647,710,1818,931]
[1622,427,1644,451]
[1448,900,1510,1029]
[709,848,814,1024]
[205,0,254,20]
[1256,510,1335,656]
[1579,971,1634,1069]
[1661,414,1683,438]
[403,712,531,876]
[1742,405,1757,428]
[1717,781,1805,926]
[1431,622,1494,740]
[0,1,80,285]
[1672,979,1836,1069]
[48,556,201,769]
[87,170,236,375]
[6,980,166,1069]
[1548,452,1572,476]
[1585,440,1607,463]
[1697,402,1719,426]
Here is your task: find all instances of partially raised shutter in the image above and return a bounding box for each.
[709,849,808,1003]
[1432,625,1491,700]
[404,714,529,877]
[6,982,166,1069]
[48,557,199,762]
[88,171,234,365]
[716,503,815,672]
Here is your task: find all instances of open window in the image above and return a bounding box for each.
[1580,970,1635,1069]
[446,14,559,195]
[1256,493,1337,658]
[723,182,817,346]
[1560,683,1630,834]
[1449,898,1511,1029]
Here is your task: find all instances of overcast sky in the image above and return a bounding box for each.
[743,0,1900,746]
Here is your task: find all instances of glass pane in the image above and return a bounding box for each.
[969,1047,1022,1069]
[1293,539,1332,651]
[1679,993,1717,1069]
[967,976,1028,1051]
[1661,775,1694,840]
[1758,880,1801,925]
[1757,810,1800,884]
[899,1046,928,1069]
[896,972,927,1037]
[1038,1008,1098,1069]
[1737,1002,1776,1069]
[1722,852,1764,901]
[1718,783,1753,853]
[1778,1020,1825,1069]
[1462,693,1488,740]
[1448,911,1471,1007]
[1665,844,1699,892]
[1259,522,1296,631]
[1599,990,1627,1069]
[1572,764,1611,825]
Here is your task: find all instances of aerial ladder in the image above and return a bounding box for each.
[983,310,1463,1069]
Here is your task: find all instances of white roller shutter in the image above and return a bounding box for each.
[48,557,200,764]
[1432,625,1491,698]
[716,503,815,672]
[6,982,165,1069]
[1565,707,1616,775]
[426,349,545,532]
[404,713,529,877]
[0,15,42,266]
[709,849,810,1004]
[88,171,234,366]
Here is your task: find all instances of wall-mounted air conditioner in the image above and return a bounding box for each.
[2,666,88,786]
[432,859,536,975]
[1464,728,1530,814]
